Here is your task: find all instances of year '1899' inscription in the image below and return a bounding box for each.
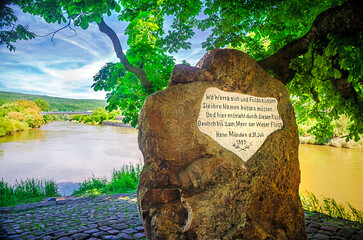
[197,87,283,161]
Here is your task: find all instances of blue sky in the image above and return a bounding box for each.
[0,6,208,99]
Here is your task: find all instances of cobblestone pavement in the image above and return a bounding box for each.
[0,193,362,240]
[304,211,363,240]
[0,194,145,240]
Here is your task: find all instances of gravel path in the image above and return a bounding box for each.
[0,193,362,240]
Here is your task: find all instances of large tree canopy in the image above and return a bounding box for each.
[1,0,362,141]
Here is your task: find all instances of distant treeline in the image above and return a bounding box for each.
[0,91,107,111]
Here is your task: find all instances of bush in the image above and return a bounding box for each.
[10,119,28,132]
[24,108,43,127]
[0,99,46,137]
[7,111,25,121]
[0,116,14,136]
[16,100,40,111]
[0,103,21,117]
[91,107,109,123]
[34,99,50,111]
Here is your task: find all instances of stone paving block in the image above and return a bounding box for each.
[306,226,318,233]
[312,233,330,240]
[321,225,338,232]
[58,237,73,240]
[92,231,107,237]
[42,236,54,240]
[117,233,133,239]
[134,226,144,231]
[112,223,129,230]
[84,228,100,234]
[133,232,146,238]
[71,233,90,240]
[318,230,334,236]
[100,226,114,231]
[23,235,37,240]
[122,228,138,234]
[309,223,321,228]
[102,235,120,240]
[107,229,120,235]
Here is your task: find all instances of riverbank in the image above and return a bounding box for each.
[101,120,132,128]
[0,193,362,240]
[300,135,363,149]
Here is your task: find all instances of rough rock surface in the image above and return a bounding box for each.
[137,49,307,239]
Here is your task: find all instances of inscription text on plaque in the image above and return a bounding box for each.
[197,87,283,161]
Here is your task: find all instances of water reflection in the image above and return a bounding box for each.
[0,128,44,143]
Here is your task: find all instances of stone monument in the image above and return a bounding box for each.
[137,49,307,239]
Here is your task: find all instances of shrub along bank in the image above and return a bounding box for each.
[298,115,363,148]
[71,108,121,125]
[0,99,53,137]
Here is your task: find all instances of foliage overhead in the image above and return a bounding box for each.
[0,0,34,51]
[1,0,362,141]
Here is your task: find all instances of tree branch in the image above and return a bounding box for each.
[330,69,357,99]
[97,19,152,88]
[257,0,363,85]
[35,18,76,45]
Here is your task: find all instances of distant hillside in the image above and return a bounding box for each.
[0,91,107,111]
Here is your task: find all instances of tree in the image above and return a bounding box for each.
[34,99,50,111]
[1,0,362,141]
[91,107,108,123]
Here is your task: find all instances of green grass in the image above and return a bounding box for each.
[0,178,60,207]
[72,165,141,197]
[300,191,363,224]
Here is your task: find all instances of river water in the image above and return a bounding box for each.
[0,121,362,208]
[0,121,142,195]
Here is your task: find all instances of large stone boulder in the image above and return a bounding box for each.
[137,49,307,239]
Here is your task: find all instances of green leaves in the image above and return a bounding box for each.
[288,32,363,142]
[333,69,341,79]
[80,18,89,30]
[92,47,174,127]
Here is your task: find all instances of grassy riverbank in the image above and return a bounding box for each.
[0,179,60,207]
[300,191,363,224]
[72,165,141,197]
[0,165,141,207]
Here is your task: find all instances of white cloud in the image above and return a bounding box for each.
[0,5,209,100]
